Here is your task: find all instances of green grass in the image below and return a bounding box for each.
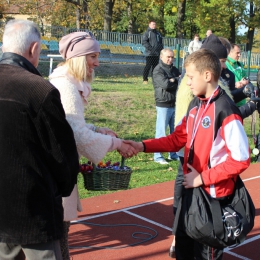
[77,76,259,199]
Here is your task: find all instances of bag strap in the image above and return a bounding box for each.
[198,187,225,240]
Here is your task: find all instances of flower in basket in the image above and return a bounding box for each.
[97,161,120,169]
[79,163,93,174]
[79,159,130,174]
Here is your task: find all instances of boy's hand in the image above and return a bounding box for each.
[123,140,144,153]
[118,141,137,158]
[183,164,203,188]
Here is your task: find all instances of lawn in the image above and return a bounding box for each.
[77,75,259,199]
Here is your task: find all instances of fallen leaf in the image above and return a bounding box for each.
[113,200,120,203]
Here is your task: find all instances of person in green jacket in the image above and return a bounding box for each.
[226,43,249,106]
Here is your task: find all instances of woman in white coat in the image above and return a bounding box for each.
[49,32,136,260]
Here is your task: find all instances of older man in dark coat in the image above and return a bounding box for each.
[0,20,79,260]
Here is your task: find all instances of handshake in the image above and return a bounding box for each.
[117,140,144,158]
[94,126,144,158]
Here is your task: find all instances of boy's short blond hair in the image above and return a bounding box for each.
[184,49,221,82]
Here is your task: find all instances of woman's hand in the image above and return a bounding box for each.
[182,164,203,188]
[97,127,118,137]
[118,140,139,158]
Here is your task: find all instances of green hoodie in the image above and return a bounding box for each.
[226,56,247,106]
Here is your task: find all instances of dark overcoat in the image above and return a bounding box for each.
[0,52,79,244]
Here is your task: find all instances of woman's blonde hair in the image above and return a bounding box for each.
[58,55,94,82]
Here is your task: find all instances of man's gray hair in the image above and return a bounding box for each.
[3,19,41,55]
[160,48,174,57]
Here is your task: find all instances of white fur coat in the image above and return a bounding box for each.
[49,65,122,221]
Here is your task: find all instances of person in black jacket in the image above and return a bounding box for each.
[0,19,79,260]
[152,48,181,164]
[142,20,164,84]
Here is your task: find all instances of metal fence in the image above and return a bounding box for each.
[0,23,258,79]
[44,25,191,47]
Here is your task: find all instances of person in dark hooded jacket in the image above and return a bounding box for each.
[142,20,164,84]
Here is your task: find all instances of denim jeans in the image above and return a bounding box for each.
[154,106,176,161]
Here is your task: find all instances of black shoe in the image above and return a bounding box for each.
[169,246,176,258]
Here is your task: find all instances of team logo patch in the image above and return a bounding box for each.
[202,116,211,128]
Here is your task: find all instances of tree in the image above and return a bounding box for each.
[8,0,58,35]
[237,0,260,51]
[64,0,91,29]
[176,0,186,38]
[127,0,133,34]
[104,0,115,31]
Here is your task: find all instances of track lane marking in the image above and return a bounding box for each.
[72,197,173,223]
[71,176,259,259]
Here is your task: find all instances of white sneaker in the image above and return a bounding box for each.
[154,158,169,165]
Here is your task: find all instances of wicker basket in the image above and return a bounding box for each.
[81,157,132,191]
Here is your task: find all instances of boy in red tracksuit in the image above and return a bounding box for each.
[123,48,250,259]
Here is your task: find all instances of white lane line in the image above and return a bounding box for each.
[222,234,260,259]
[72,197,173,223]
[123,210,172,231]
[224,250,252,260]
[243,176,260,182]
[224,234,260,252]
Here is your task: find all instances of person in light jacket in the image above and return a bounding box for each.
[188,34,202,54]
[49,31,136,260]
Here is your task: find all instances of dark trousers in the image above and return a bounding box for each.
[60,221,71,260]
[143,56,159,81]
[173,156,184,215]
[175,235,223,260]
[173,156,223,260]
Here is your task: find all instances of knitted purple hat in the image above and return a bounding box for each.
[59,32,100,60]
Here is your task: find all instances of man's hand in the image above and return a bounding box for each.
[241,77,249,86]
[182,164,203,188]
[235,81,244,89]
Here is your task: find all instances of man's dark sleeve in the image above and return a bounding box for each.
[239,101,256,119]
[142,31,152,51]
[231,87,247,103]
[223,68,247,103]
[37,88,79,197]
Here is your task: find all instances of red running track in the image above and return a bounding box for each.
[69,163,260,260]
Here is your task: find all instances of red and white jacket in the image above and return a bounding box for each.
[143,87,250,198]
